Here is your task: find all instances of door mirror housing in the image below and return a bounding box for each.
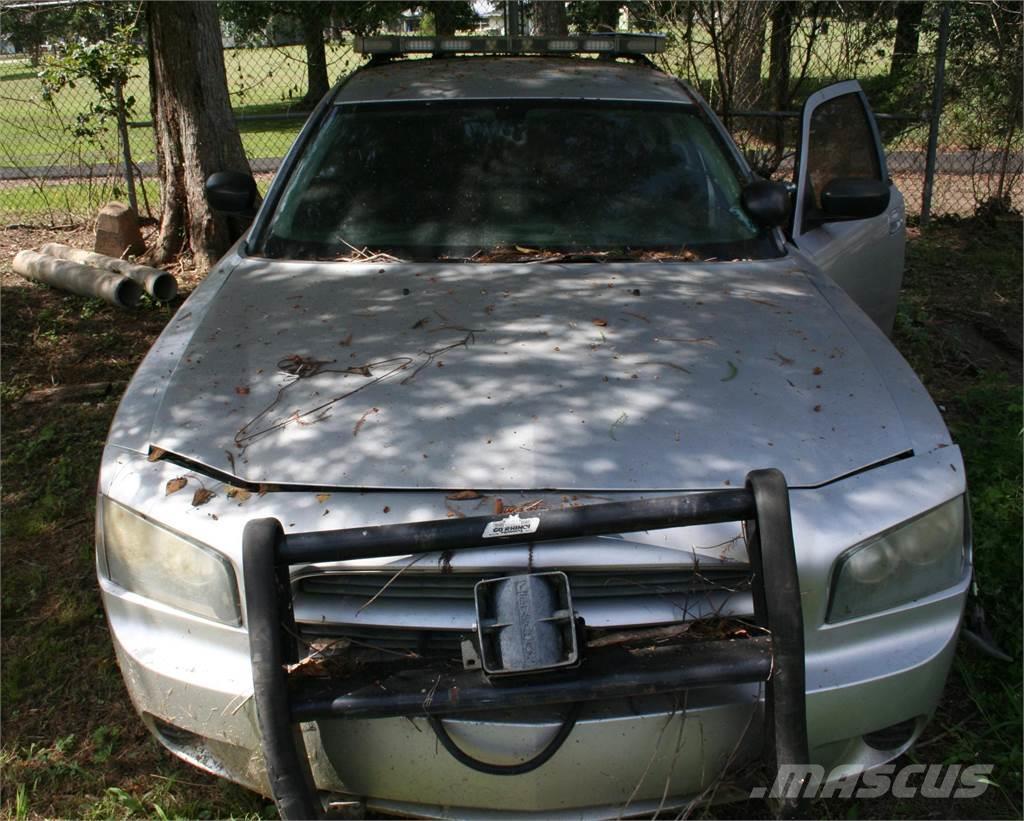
[741,180,790,227]
[205,171,258,215]
[819,178,890,221]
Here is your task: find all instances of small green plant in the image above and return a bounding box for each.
[79,297,107,319]
[38,12,143,211]
[89,725,120,764]
[14,783,29,820]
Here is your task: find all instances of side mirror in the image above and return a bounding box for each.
[205,171,258,215]
[819,178,890,221]
[741,180,790,227]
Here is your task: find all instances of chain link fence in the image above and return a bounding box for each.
[0,0,1020,226]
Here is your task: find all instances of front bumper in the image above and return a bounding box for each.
[100,466,969,818]
[106,576,963,817]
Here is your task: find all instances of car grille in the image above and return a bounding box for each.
[295,567,752,656]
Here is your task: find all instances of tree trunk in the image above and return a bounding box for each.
[767,0,795,171]
[596,2,621,32]
[890,1,924,77]
[113,76,138,214]
[432,3,462,37]
[146,1,253,270]
[730,2,769,109]
[301,12,329,106]
[532,1,568,36]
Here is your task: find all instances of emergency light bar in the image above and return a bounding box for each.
[354,33,666,57]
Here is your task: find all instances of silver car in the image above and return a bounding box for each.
[97,36,971,819]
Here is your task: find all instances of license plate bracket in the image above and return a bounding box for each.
[474,571,578,676]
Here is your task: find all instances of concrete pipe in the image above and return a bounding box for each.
[40,242,177,302]
[13,251,142,309]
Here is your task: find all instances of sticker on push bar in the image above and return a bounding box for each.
[482,514,541,539]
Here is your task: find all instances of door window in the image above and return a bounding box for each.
[803,93,882,220]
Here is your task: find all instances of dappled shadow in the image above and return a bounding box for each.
[143,257,914,492]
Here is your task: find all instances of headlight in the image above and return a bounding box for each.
[99,497,240,624]
[828,497,967,623]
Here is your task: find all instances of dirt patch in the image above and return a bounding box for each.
[897,216,1023,392]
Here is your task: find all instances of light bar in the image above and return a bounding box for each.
[354,34,666,57]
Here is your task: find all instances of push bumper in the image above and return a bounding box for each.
[242,470,807,818]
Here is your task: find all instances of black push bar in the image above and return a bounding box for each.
[242,469,808,819]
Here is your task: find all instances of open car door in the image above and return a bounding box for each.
[793,80,906,335]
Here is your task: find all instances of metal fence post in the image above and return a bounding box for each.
[921,2,951,225]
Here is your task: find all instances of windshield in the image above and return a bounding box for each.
[257,99,778,261]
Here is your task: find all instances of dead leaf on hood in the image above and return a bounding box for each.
[316,493,331,504]
[148,447,166,463]
[446,490,481,501]
[592,318,608,327]
[166,477,188,495]
[226,486,252,503]
[339,333,353,346]
[812,366,823,375]
[191,487,214,506]
[234,385,250,395]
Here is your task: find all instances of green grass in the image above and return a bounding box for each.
[0,178,161,223]
[890,216,1022,814]
[0,175,277,222]
[0,45,362,168]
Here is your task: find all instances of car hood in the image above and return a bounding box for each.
[148,258,911,490]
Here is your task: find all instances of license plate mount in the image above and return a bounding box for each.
[474,571,579,676]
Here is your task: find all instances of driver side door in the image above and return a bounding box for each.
[792,81,906,335]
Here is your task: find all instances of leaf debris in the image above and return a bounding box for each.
[446,490,481,501]
[226,486,252,503]
[165,477,188,495]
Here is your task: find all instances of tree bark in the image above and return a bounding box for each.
[731,2,769,109]
[767,0,795,171]
[301,11,330,106]
[146,1,253,270]
[596,2,621,32]
[432,3,463,37]
[890,1,924,77]
[532,1,568,36]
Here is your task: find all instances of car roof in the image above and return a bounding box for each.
[334,56,696,105]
